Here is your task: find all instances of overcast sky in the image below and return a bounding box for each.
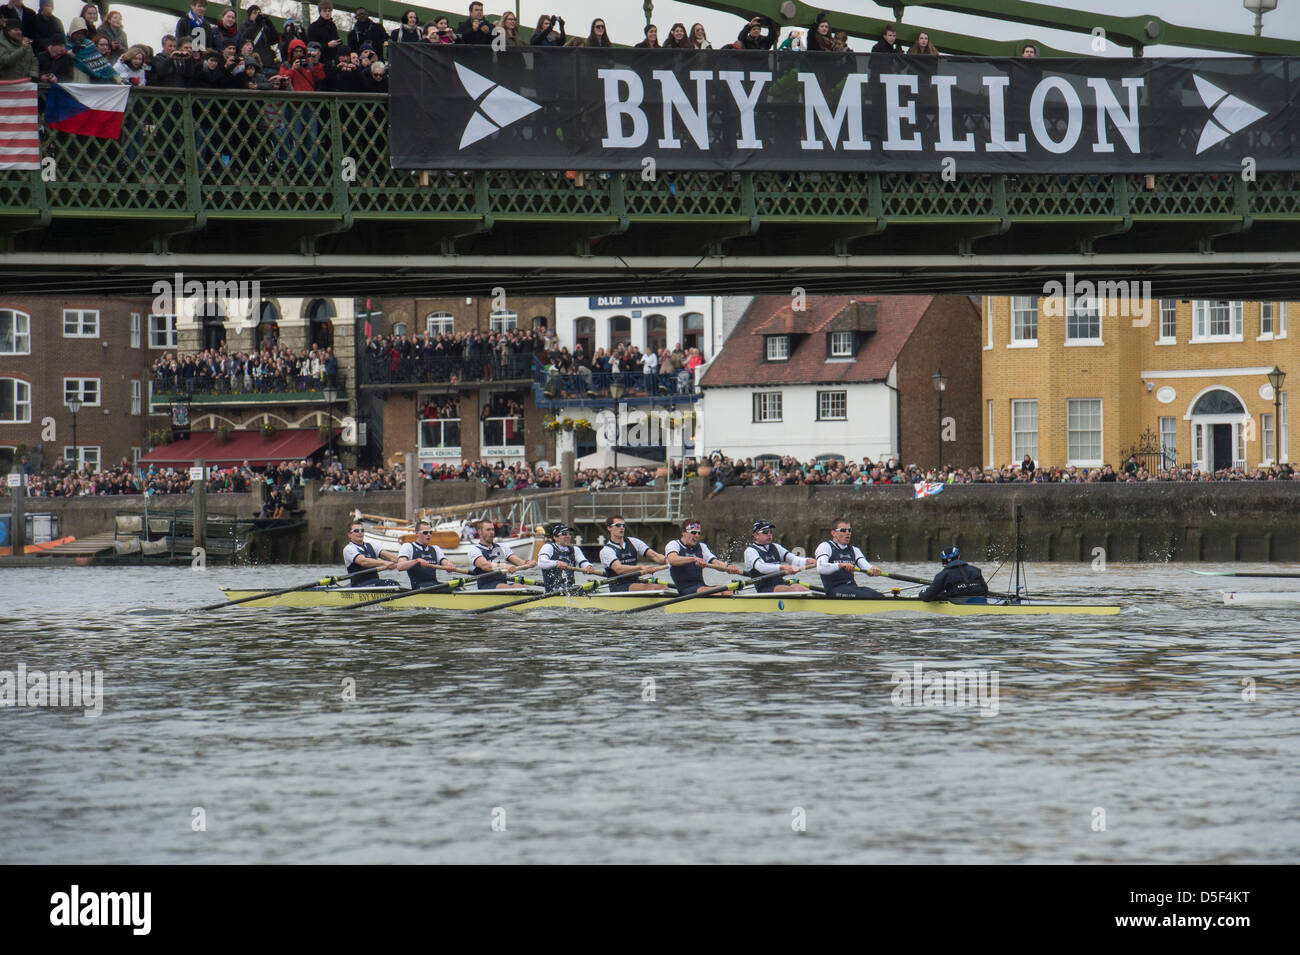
[44,0,1300,56]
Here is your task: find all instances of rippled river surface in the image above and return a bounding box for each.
[1,563,1297,864]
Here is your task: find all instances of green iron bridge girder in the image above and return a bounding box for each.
[3,87,1300,299]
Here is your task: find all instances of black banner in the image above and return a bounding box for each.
[389,46,1299,173]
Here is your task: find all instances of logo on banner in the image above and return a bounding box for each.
[1193,75,1267,154]
[455,63,541,148]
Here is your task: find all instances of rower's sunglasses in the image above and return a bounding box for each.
[833,526,852,532]
[417,530,432,536]
[609,522,625,528]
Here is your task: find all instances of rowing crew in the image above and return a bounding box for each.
[345,516,988,601]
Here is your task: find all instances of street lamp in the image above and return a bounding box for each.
[931,368,948,471]
[609,378,625,471]
[67,397,81,470]
[1267,365,1286,464]
[1243,0,1278,36]
[323,385,339,460]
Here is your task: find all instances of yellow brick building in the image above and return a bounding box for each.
[982,294,1295,472]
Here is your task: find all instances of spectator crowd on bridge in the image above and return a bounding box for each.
[151,343,339,395]
[0,1,1042,86]
[364,326,543,384]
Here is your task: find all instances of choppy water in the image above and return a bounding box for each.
[0,562,1297,864]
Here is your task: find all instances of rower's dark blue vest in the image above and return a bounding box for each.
[669,540,705,592]
[543,542,580,590]
[469,542,505,577]
[819,540,857,590]
[405,541,442,589]
[605,538,638,592]
[347,541,379,586]
[747,542,783,593]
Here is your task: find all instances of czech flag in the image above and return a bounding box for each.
[45,83,130,139]
[913,481,945,499]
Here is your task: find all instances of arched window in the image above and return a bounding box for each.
[426,311,454,336]
[531,315,548,330]
[645,314,667,353]
[609,315,630,347]
[199,302,226,350]
[307,299,335,348]
[489,309,517,333]
[1191,389,1244,416]
[683,312,705,354]
[256,301,280,350]
[574,317,595,355]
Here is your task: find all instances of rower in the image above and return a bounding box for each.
[663,518,740,595]
[397,520,461,590]
[536,524,595,591]
[918,546,990,602]
[599,514,669,592]
[342,523,406,587]
[815,518,884,598]
[744,520,816,593]
[467,517,537,590]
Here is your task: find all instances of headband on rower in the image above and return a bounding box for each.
[552,524,573,537]
[752,520,774,533]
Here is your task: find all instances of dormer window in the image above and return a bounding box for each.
[829,331,854,357]
[765,335,790,361]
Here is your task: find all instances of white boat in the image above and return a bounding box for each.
[355,507,538,564]
[1222,591,1300,607]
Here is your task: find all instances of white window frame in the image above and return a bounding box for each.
[816,390,847,421]
[828,331,853,358]
[1009,296,1038,347]
[147,380,169,415]
[984,297,993,351]
[1066,398,1104,466]
[426,312,454,336]
[131,446,142,465]
[1282,391,1289,462]
[1010,399,1038,465]
[62,309,99,338]
[419,416,463,458]
[0,309,31,355]
[1279,303,1288,339]
[1157,300,1177,344]
[1259,302,1274,341]
[1064,300,1103,346]
[0,377,32,423]
[149,314,178,349]
[489,309,517,333]
[1262,413,1276,465]
[131,379,142,415]
[987,399,994,467]
[130,312,142,349]
[1159,416,1178,470]
[63,445,100,472]
[64,377,101,407]
[753,391,783,422]
[765,336,790,361]
[1191,300,1244,342]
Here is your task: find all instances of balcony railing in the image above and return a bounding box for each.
[151,372,342,401]
[537,366,699,404]
[361,351,535,387]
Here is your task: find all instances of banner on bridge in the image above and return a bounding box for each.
[389,46,1298,173]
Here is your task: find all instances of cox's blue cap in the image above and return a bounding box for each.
[941,546,959,563]
[753,520,774,533]
[552,524,574,537]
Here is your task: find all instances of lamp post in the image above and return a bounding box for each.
[67,397,81,470]
[931,368,948,471]
[1268,365,1286,464]
[323,385,339,461]
[609,377,625,471]
[1243,0,1279,36]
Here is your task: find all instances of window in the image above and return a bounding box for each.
[64,378,100,407]
[1282,391,1289,462]
[130,312,141,348]
[645,314,667,353]
[149,314,177,348]
[0,310,31,354]
[1159,416,1178,469]
[609,315,631,346]
[987,399,994,468]
[829,331,854,357]
[489,309,517,333]
[816,391,847,420]
[765,336,789,361]
[1158,300,1177,343]
[1191,300,1243,341]
[426,312,454,336]
[1010,296,1038,345]
[1262,413,1275,464]
[131,446,142,465]
[683,312,705,353]
[419,417,462,457]
[1261,303,1274,339]
[1280,303,1288,339]
[574,317,595,355]
[131,379,142,415]
[62,309,98,337]
[985,297,993,350]
[1066,398,1103,465]
[147,380,168,415]
[1065,300,1101,343]
[0,378,31,423]
[392,322,408,337]
[63,446,100,472]
[1011,399,1038,464]
[753,392,782,422]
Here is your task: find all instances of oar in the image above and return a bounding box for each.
[879,570,1020,602]
[467,568,651,615]
[613,570,787,615]
[1192,570,1300,578]
[342,570,511,609]
[199,568,383,611]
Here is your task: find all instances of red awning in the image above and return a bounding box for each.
[140,429,328,467]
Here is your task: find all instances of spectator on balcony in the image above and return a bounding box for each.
[32,0,61,52]
[736,15,776,50]
[148,33,181,85]
[3,0,36,43]
[36,31,71,80]
[457,1,491,45]
[77,2,97,34]
[113,43,148,84]
[1021,43,1037,57]
[349,8,386,56]
[871,24,899,52]
[689,22,710,49]
[642,345,658,391]
[99,8,126,60]
[662,22,690,49]
[634,24,660,48]
[66,18,120,82]
[325,44,362,91]
[0,15,35,78]
[278,37,322,89]
[493,10,521,46]
[175,0,216,54]
[238,53,273,88]
[586,17,610,46]
[241,5,279,70]
[192,47,230,87]
[531,13,564,46]
[427,18,455,44]
[308,0,342,62]
[391,10,420,44]
[909,31,938,54]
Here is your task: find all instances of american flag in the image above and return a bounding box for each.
[0,79,39,171]
[913,481,945,499]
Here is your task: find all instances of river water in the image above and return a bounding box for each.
[0,562,1296,864]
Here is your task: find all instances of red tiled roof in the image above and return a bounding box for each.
[139,429,327,467]
[700,295,935,387]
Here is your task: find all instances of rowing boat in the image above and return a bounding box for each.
[220,587,1120,615]
[1223,591,1300,607]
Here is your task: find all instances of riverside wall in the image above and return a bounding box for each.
[5,480,1300,565]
